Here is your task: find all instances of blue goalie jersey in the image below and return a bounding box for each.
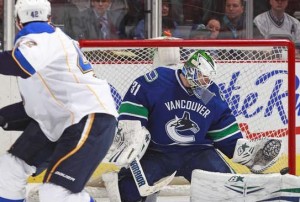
[118,67,243,158]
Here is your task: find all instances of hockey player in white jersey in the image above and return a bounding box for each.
[0,0,118,201]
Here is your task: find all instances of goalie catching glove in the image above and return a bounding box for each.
[232,138,283,173]
[103,120,151,168]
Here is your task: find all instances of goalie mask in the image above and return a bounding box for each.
[182,50,217,104]
[182,50,217,89]
[15,0,51,24]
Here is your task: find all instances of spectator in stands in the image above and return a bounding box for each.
[253,0,300,43]
[206,16,221,39]
[218,0,246,39]
[189,16,221,39]
[79,0,119,39]
[133,0,180,39]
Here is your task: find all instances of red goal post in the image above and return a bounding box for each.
[79,39,296,175]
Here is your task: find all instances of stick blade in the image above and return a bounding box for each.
[139,171,177,196]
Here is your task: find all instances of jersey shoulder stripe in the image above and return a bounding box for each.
[15,22,55,41]
[12,48,35,76]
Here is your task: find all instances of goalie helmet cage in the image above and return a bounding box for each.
[79,39,296,175]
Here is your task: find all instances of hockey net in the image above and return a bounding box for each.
[79,39,296,174]
[78,39,295,198]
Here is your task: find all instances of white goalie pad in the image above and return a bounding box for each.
[191,169,300,201]
[103,120,151,168]
[102,172,121,202]
[232,138,283,173]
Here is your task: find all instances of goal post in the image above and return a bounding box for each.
[79,39,296,175]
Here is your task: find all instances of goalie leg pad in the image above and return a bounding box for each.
[102,172,121,202]
[191,169,300,201]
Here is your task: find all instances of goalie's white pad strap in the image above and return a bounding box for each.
[103,120,151,168]
[232,138,283,173]
[191,169,300,201]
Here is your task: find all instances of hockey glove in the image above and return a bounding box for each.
[103,120,151,168]
[232,138,283,173]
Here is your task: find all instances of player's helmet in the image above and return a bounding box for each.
[182,50,217,89]
[14,0,51,24]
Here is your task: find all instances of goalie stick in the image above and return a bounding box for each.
[129,157,177,197]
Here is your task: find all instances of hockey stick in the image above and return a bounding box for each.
[129,157,177,196]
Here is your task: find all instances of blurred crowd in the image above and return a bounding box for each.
[47,0,299,40]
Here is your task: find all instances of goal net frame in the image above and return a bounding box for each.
[79,39,296,175]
